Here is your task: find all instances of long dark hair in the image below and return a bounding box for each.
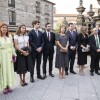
[16,24,26,36]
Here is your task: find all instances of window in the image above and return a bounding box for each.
[45,18,49,23]
[45,4,49,15]
[36,16,40,21]
[36,1,40,13]
[8,0,15,7]
[9,11,16,25]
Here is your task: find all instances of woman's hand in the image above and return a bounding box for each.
[60,47,68,52]
[22,51,29,56]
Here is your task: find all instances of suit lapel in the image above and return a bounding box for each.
[33,29,38,37]
[69,31,73,39]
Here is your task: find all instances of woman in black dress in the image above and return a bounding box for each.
[77,26,90,75]
[55,25,69,79]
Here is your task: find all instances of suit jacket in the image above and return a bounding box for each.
[66,31,78,50]
[43,32,55,54]
[28,29,44,52]
[89,34,100,55]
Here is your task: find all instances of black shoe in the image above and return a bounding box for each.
[49,73,54,77]
[24,82,28,86]
[65,71,68,75]
[30,77,34,83]
[70,71,76,74]
[90,72,94,76]
[43,74,47,79]
[98,68,100,70]
[95,72,100,75]
[37,75,44,80]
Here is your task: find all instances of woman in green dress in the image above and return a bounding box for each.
[0,23,16,94]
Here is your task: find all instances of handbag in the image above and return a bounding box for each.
[12,55,16,63]
[17,47,30,55]
[21,47,30,53]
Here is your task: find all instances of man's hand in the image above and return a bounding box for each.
[70,46,76,50]
[36,47,42,52]
[97,49,100,52]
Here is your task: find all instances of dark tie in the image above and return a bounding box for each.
[71,31,74,39]
[48,32,50,41]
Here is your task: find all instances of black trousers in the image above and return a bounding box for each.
[43,53,54,75]
[30,51,42,77]
[65,50,76,72]
[90,53,100,73]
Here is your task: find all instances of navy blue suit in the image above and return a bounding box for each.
[42,32,55,74]
[65,30,78,72]
[29,29,44,76]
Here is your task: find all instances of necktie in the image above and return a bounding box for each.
[96,35,99,48]
[48,32,50,41]
[71,31,74,39]
[35,30,38,37]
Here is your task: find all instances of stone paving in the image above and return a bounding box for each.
[0,55,100,100]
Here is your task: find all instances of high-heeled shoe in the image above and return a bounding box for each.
[59,75,63,79]
[62,75,66,79]
[20,81,25,87]
[23,80,28,86]
[7,87,12,93]
[3,88,8,94]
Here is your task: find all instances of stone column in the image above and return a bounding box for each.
[86,4,95,34]
[93,0,100,25]
[76,0,86,33]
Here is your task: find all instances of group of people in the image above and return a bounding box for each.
[0,20,100,94]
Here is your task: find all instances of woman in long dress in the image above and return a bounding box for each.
[55,25,69,78]
[0,23,16,94]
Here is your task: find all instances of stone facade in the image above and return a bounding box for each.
[0,0,55,32]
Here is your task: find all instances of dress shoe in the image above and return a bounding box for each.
[90,72,94,76]
[43,74,47,79]
[65,71,68,75]
[70,71,76,74]
[95,72,100,75]
[49,73,54,77]
[37,75,44,80]
[30,77,34,83]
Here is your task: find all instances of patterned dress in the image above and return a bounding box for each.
[0,36,16,90]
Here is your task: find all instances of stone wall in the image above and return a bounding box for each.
[0,0,54,31]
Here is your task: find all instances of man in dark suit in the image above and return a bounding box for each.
[89,28,100,76]
[29,20,44,82]
[65,23,78,75]
[42,23,55,79]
